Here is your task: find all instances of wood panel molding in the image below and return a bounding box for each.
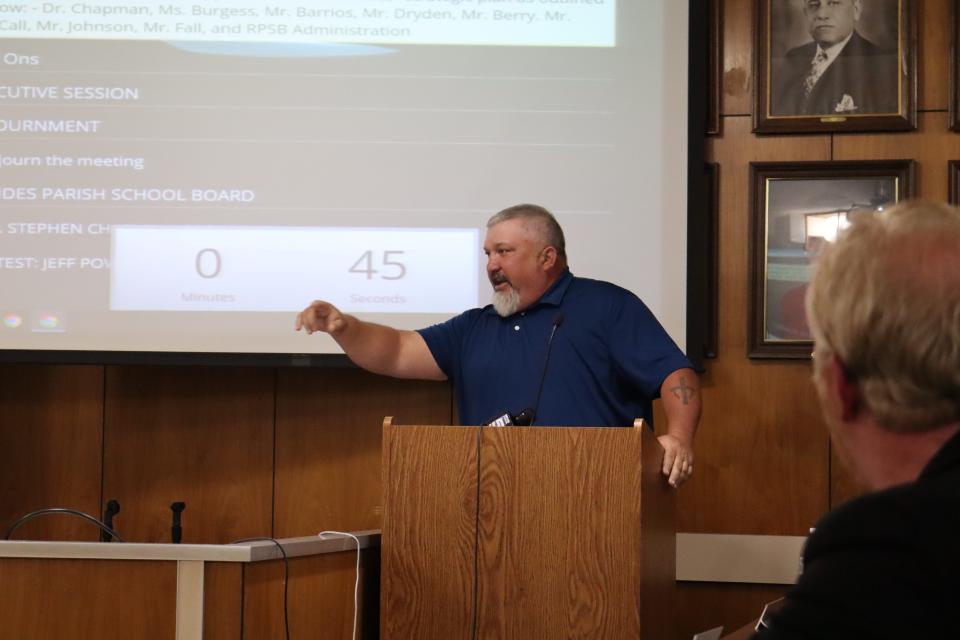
[691,116,831,536]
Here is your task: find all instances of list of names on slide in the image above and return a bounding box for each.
[0,1,615,46]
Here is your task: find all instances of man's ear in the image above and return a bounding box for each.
[540,246,558,270]
[828,354,862,422]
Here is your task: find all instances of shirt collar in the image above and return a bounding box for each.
[537,268,574,307]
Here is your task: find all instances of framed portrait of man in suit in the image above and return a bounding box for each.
[754,0,916,134]
[748,160,915,358]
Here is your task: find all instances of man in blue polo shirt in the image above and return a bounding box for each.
[296,204,701,487]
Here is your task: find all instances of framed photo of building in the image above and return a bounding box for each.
[748,160,915,358]
[754,0,916,134]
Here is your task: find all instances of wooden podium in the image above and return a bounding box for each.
[381,418,675,639]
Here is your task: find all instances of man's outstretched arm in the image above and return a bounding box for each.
[296,300,446,381]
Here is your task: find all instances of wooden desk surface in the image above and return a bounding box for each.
[0,529,379,562]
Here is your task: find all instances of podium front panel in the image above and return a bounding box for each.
[476,426,646,639]
[382,424,480,639]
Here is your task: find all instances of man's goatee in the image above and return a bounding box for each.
[492,287,520,317]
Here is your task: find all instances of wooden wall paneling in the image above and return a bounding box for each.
[674,583,788,640]
[0,558,176,639]
[243,551,375,640]
[681,356,828,534]
[204,562,243,640]
[102,366,275,543]
[680,117,831,536]
[274,368,451,536]
[919,0,951,111]
[834,112,954,201]
[721,0,753,116]
[0,364,103,541]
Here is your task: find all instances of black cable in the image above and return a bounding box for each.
[232,536,291,640]
[530,313,564,425]
[4,507,125,542]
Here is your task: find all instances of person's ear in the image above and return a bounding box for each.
[540,246,557,270]
[828,354,862,422]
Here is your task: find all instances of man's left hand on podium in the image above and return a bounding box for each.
[658,433,694,488]
[657,368,701,488]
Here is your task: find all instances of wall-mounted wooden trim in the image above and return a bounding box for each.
[676,533,805,585]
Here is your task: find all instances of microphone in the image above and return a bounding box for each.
[528,312,564,426]
[101,499,120,542]
[170,501,185,544]
[486,407,535,427]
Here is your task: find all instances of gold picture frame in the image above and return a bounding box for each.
[753,0,916,134]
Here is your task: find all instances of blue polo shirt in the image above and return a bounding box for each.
[417,269,691,426]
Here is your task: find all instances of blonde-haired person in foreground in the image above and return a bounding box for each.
[754,200,960,639]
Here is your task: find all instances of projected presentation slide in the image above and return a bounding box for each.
[0,1,689,357]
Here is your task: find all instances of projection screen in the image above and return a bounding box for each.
[0,0,690,361]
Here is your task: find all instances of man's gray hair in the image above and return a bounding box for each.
[806,200,960,432]
[487,203,567,261]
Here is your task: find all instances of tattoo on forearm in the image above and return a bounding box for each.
[670,376,695,406]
